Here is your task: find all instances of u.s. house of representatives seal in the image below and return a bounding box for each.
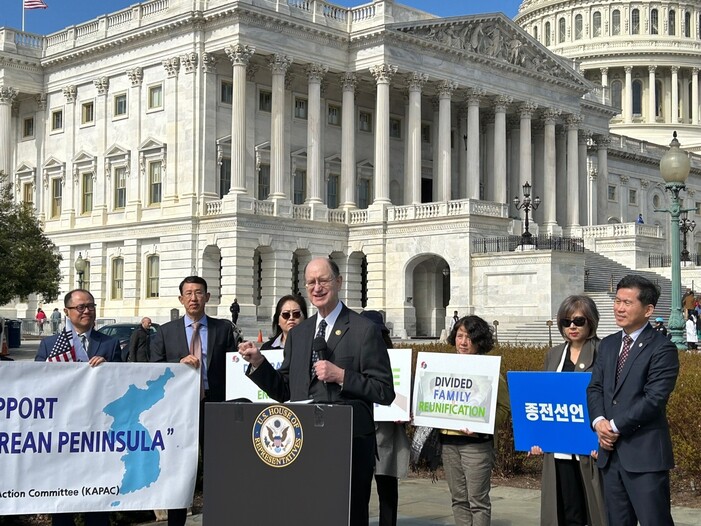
[252,405,303,468]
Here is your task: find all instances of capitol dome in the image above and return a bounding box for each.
[515,0,701,150]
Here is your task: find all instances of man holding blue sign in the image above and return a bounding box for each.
[587,275,679,526]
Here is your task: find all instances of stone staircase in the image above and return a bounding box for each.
[496,249,674,346]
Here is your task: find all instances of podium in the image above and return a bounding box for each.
[204,402,353,525]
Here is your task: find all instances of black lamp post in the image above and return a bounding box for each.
[679,211,696,263]
[513,181,541,244]
[75,252,86,289]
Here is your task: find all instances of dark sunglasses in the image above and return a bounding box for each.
[280,310,302,320]
[560,316,587,328]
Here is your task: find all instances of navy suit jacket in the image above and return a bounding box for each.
[150,316,236,403]
[248,304,395,437]
[586,323,679,472]
[35,330,121,363]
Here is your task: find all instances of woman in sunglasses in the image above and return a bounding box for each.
[529,295,606,526]
[260,294,308,350]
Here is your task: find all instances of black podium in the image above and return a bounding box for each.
[204,402,353,525]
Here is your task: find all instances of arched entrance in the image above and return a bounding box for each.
[405,254,450,338]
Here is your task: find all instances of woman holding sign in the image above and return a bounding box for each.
[441,315,510,526]
[260,294,308,350]
[529,295,606,526]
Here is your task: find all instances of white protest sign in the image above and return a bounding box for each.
[0,362,199,515]
[226,349,284,402]
[411,352,502,434]
[374,348,412,422]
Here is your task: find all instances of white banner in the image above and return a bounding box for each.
[411,352,502,434]
[374,348,412,422]
[226,348,412,422]
[0,362,200,515]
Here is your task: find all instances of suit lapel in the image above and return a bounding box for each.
[575,339,597,371]
[87,332,100,359]
[205,316,214,367]
[325,306,349,361]
[176,318,189,357]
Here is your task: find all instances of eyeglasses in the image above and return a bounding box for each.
[182,290,206,298]
[281,310,303,320]
[305,277,336,289]
[560,316,587,328]
[66,303,97,313]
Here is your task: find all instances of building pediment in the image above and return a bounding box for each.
[15,162,35,175]
[42,156,65,171]
[139,137,165,152]
[388,14,589,92]
[73,150,96,165]
[105,144,130,158]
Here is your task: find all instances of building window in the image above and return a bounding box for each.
[327,173,339,209]
[608,185,617,202]
[389,117,401,139]
[651,9,659,35]
[545,21,551,46]
[82,173,93,214]
[220,80,233,104]
[533,26,538,41]
[51,178,62,218]
[685,11,691,37]
[258,164,270,200]
[328,103,341,126]
[574,14,583,39]
[655,79,663,117]
[421,124,431,143]
[696,200,701,214]
[629,188,638,205]
[81,101,94,125]
[149,162,162,205]
[51,109,63,131]
[147,84,163,110]
[592,12,602,37]
[111,258,123,300]
[669,10,676,36]
[611,80,623,113]
[293,170,306,204]
[22,117,34,138]
[358,178,370,209]
[259,90,272,112]
[558,17,566,43]
[612,10,621,35]
[22,183,33,206]
[146,255,159,298]
[652,194,661,208]
[631,9,640,35]
[114,93,127,117]
[359,110,373,133]
[219,158,231,199]
[294,97,308,120]
[632,79,643,115]
[114,167,126,209]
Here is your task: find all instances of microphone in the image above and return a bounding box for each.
[312,336,331,402]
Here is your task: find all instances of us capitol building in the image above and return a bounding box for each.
[1,0,699,340]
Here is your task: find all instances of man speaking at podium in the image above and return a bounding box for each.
[240,257,395,526]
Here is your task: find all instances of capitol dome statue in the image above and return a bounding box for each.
[516,0,701,150]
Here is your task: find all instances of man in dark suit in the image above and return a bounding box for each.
[240,257,395,526]
[128,317,152,362]
[150,275,238,526]
[587,275,679,526]
[35,289,120,526]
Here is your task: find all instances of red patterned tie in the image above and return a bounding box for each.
[616,334,633,384]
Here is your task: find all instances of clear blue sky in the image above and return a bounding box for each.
[2,0,522,35]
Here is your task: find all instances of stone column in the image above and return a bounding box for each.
[0,87,17,178]
[648,66,657,123]
[532,122,544,224]
[600,67,608,88]
[305,63,327,204]
[624,66,633,123]
[437,80,456,202]
[671,66,679,124]
[556,128,567,227]
[63,85,77,217]
[269,54,292,200]
[519,101,537,193]
[225,44,254,194]
[578,130,590,226]
[458,105,468,199]
[484,115,495,201]
[161,58,180,203]
[466,88,483,200]
[340,73,356,209]
[492,95,512,204]
[93,76,109,219]
[508,116,519,208]
[596,135,610,225]
[126,68,143,210]
[693,67,699,125]
[407,73,426,204]
[566,114,581,227]
[542,108,560,228]
[370,64,397,205]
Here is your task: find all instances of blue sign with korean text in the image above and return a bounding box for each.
[507,371,598,455]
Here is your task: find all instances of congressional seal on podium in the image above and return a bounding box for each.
[252,405,304,468]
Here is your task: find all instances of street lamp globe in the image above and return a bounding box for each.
[659,131,690,185]
[74,252,87,274]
